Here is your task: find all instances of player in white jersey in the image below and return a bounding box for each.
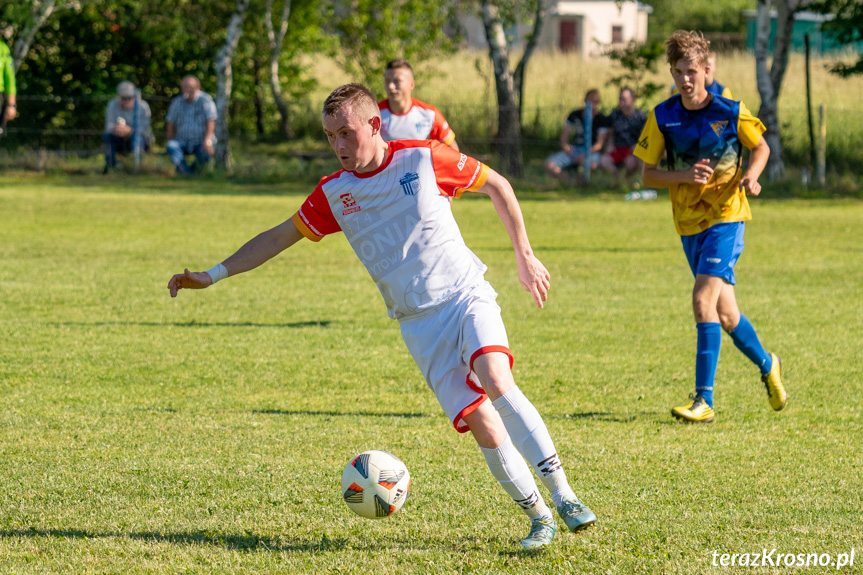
[168,83,595,549]
[379,59,459,150]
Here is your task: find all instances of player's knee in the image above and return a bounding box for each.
[718,310,739,332]
[473,353,515,400]
[469,420,508,449]
[691,293,716,321]
[463,403,508,448]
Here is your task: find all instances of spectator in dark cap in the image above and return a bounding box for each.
[102,81,153,173]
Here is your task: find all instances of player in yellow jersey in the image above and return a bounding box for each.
[634,31,786,423]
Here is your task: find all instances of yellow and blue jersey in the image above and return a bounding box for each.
[634,94,765,236]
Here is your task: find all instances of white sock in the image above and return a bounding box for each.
[492,386,578,508]
[480,435,552,520]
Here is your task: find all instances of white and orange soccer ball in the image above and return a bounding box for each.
[341,450,411,519]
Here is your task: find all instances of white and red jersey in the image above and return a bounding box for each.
[378,98,456,146]
[292,140,489,320]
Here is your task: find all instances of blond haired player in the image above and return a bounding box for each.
[635,31,786,424]
[379,59,459,151]
[168,84,595,549]
[671,51,733,99]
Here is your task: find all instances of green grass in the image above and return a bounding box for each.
[1,175,861,574]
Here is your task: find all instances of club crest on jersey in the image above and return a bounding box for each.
[340,192,361,215]
[399,172,421,196]
[711,120,729,137]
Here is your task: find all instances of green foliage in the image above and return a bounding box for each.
[810,0,863,77]
[326,0,458,90]
[644,0,755,41]
[229,0,331,138]
[1,178,862,572]
[2,0,329,146]
[605,40,666,106]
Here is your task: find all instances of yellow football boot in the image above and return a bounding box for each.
[761,353,787,411]
[671,394,714,423]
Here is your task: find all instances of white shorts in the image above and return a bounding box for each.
[399,281,512,433]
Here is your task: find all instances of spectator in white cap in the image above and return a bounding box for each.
[102,80,153,173]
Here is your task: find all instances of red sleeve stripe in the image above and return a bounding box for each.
[292,211,323,242]
[454,163,490,199]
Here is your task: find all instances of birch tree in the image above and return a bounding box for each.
[10,0,81,72]
[264,0,293,139]
[214,0,250,172]
[480,0,549,176]
[755,0,806,181]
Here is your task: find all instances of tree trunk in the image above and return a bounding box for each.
[12,0,59,72]
[513,0,549,126]
[253,58,265,137]
[214,0,250,172]
[265,0,295,140]
[755,0,800,181]
[481,0,522,176]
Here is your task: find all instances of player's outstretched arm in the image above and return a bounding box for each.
[168,218,304,298]
[477,169,550,309]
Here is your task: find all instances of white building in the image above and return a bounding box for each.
[460,0,653,56]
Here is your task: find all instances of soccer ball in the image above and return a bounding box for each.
[341,450,411,519]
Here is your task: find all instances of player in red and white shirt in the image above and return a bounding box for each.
[379,59,458,150]
[168,84,594,549]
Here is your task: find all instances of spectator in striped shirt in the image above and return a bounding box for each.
[165,76,217,174]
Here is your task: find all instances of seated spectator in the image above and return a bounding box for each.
[599,87,647,181]
[165,76,217,175]
[545,89,609,183]
[102,81,153,173]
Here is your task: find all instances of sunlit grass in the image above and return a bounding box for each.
[1,177,861,573]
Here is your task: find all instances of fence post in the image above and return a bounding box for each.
[583,100,592,184]
[817,103,826,187]
[804,34,815,172]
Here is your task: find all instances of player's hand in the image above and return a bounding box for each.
[687,159,714,184]
[112,123,132,137]
[168,268,212,298]
[5,106,16,121]
[740,177,761,196]
[204,142,215,156]
[517,255,551,309]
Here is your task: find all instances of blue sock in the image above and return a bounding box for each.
[728,314,772,375]
[695,322,722,408]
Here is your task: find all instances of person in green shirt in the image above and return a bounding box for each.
[0,39,17,136]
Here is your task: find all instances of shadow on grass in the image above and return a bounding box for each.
[254,409,434,419]
[47,320,332,329]
[0,528,348,553]
[563,411,639,423]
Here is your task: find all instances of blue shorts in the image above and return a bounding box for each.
[680,222,745,285]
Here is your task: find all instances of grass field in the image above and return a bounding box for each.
[1,175,861,574]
